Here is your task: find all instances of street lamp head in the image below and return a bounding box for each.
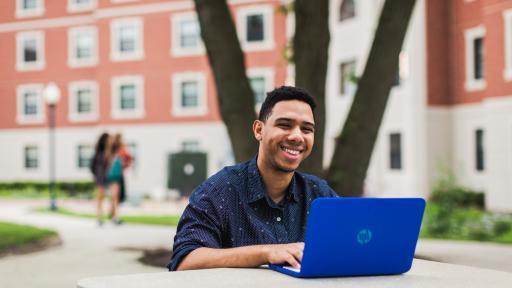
[43,82,61,106]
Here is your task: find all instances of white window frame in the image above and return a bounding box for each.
[247,67,274,110]
[16,31,45,71]
[68,81,99,122]
[464,25,486,91]
[16,0,45,18]
[236,5,274,52]
[111,75,145,119]
[16,84,45,124]
[68,26,98,68]
[503,10,512,81]
[67,0,97,13]
[171,12,205,57]
[110,18,144,62]
[172,72,207,116]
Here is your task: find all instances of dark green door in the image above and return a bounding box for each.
[167,152,207,197]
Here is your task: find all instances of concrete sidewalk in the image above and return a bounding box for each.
[0,200,175,288]
[416,239,512,273]
[0,200,511,288]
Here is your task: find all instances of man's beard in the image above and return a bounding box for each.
[269,157,296,174]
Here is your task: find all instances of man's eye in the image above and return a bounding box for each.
[302,128,314,133]
[278,123,291,129]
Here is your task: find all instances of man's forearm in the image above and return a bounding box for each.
[176,246,269,271]
[176,242,304,271]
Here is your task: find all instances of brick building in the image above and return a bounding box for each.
[0,0,289,198]
[326,0,512,211]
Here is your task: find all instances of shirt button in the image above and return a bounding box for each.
[276,217,282,222]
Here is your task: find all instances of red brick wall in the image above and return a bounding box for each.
[427,0,512,106]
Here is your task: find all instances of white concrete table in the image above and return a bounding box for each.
[77,259,512,288]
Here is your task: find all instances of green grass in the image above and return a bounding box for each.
[36,207,181,226]
[420,202,512,244]
[0,221,57,251]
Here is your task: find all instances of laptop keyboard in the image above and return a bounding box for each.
[282,266,301,273]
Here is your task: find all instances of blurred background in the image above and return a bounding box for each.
[0,0,512,287]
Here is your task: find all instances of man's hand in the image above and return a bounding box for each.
[264,242,304,269]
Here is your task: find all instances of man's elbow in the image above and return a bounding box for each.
[174,249,200,271]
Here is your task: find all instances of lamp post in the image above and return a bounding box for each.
[43,82,61,211]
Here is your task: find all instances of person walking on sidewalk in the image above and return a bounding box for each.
[113,133,133,205]
[90,132,110,226]
[105,135,124,225]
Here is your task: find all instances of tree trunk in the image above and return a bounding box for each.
[294,0,330,177]
[194,0,258,162]
[327,0,417,196]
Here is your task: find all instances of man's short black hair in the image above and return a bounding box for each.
[258,86,316,122]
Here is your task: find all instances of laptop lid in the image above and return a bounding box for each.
[271,197,425,278]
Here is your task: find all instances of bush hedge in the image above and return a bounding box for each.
[0,181,95,198]
[422,174,512,242]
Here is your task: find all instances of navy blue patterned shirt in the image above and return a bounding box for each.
[168,157,338,271]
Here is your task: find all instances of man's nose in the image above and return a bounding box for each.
[287,127,304,143]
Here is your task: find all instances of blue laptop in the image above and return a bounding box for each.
[269,197,426,278]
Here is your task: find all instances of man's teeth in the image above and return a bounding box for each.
[283,148,300,155]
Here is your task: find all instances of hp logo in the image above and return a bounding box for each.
[357,229,372,244]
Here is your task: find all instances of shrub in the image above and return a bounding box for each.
[0,181,95,198]
[493,218,512,236]
[430,168,485,209]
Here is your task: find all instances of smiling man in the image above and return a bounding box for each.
[168,86,338,271]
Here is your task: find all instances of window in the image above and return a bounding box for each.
[464,26,486,91]
[16,0,44,18]
[24,146,39,169]
[475,129,484,172]
[68,27,98,67]
[247,14,264,42]
[237,6,274,51]
[182,140,200,152]
[172,73,207,116]
[111,18,144,61]
[16,31,45,71]
[111,75,144,118]
[473,38,484,80]
[68,0,96,12]
[69,81,98,122]
[389,133,402,170]
[181,81,199,107]
[250,77,266,104]
[339,60,356,96]
[247,68,274,107]
[17,84,44,124]
[391,51,409,87]
[171,13,204,56]
[339,0,355,22]
[77,144,94,169]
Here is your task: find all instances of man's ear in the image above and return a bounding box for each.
[253,120,263,141]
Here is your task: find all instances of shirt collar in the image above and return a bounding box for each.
[246,156,300,204]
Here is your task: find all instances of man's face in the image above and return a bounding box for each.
[254,100,315,173]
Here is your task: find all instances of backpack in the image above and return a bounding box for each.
[107,157,123,182]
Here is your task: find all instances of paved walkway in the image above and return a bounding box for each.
[0,200,511,288]
[0,200,175,288]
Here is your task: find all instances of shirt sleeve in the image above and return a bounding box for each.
[168,183,224,271]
